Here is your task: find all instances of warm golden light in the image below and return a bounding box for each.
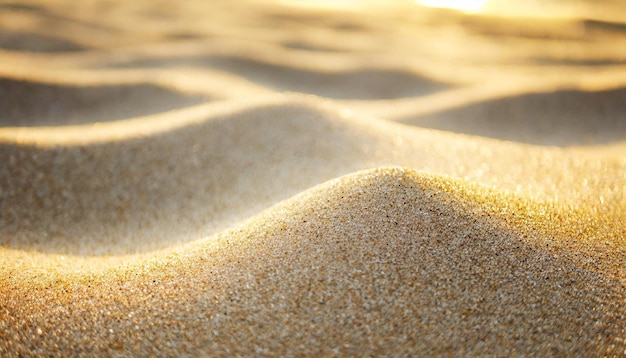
[418,0,488,12]
[280,0,372,9]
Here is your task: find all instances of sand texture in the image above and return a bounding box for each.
[1,0,625,356]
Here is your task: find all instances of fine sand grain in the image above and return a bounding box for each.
[0,0,625,356]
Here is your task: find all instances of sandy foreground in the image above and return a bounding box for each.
[0,0,625,356]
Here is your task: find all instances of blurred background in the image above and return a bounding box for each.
[1,0,625,144]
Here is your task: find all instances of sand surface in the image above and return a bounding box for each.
[1,0,625,356]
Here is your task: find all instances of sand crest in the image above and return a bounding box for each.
[0,0,625,356]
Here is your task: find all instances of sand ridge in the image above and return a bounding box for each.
[1,94,622,256]
[1,168,624,356]
[0,0,625,356]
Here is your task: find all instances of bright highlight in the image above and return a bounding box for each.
[418,0,488,12]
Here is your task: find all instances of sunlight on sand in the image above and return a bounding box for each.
[1,0,625,355]
[279,0,379,9]
[278,0,489,12]
[418,0,488,13]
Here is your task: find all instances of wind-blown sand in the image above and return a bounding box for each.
[1,0,625,356]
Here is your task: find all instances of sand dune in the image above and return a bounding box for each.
[2,94,621,255]
[0,0,625,356]
[1,168,624,356]
[402,86,626,146]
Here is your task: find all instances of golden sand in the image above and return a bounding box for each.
[0,0,625,356]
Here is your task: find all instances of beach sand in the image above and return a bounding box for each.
[0,0,625,356]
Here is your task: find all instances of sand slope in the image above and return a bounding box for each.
[2,168,624,356]
[0,0,625,356]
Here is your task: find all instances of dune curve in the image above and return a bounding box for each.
[1,0,625,356]
[1,94,622,256]
[1,167,624,356]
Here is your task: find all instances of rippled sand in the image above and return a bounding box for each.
[1,0,625,356]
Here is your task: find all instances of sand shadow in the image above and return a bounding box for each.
[459,17,587,41]
[0,2,45,13]
[0,29,87,52]
[401,87,626,146]
[531,58,626,66]
[204,56,449,99]
[281,41,342,52]
[0,78,209,127]
[113,55,450,100]
[583,19,626,35]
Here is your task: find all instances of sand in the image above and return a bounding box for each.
[0,0,625,356]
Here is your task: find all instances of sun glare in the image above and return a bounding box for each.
[418,0,488,13]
